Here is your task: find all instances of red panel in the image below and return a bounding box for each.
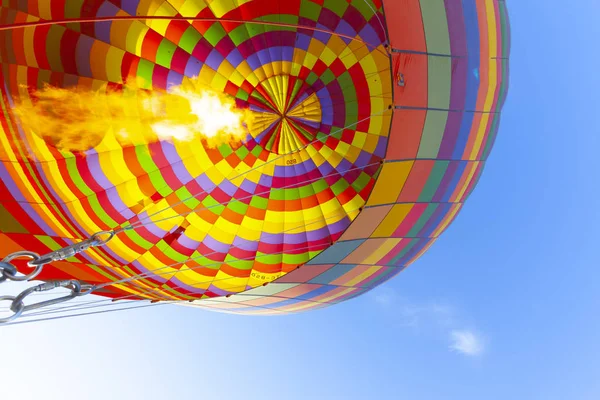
[381,0,426,52]
[397,160,434,202]
[386,108,425,160]
[392,52,428,108]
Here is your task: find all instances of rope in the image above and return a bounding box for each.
[112,109,390,235]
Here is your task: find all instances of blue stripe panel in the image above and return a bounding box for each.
[306,240,365,265]
[295,284,335,301]
[309,263,357,284]
[441,160,467,202]
[452,0,481,159]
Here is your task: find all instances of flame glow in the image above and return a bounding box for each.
[11,77,251,152]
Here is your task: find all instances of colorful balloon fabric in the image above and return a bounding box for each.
[0,1,510,314]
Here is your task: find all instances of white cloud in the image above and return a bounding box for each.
[449,329,485,356]
[372,286,399,307]
[371,288,487,357]
[374,291,394,306]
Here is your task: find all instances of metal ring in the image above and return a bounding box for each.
[0,261,17,283]
[90,231,115,246]
[0,295,24,324]
[74,284,95,296]
[1,251,43,282]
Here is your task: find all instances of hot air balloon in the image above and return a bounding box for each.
[0,0,510,321]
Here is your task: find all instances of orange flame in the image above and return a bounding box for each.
[11,77,252,152]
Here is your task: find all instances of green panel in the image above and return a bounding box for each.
[87,194,117,227]
[282,251,309,265]
[323,0,350,18]
[320,69,336,86]
[147,169,172,197]
[293,122,315,141]
[417,110,448,158]
[407,204,438,237]
[420,0,451,54]
[191,251,220,269]
[179,27,202,53]
[235,145,249,160]
[306,71,319,86]
[175,187,201,210]
[157,240,189,263]
[427,56,451,109]
[284,187,301,202]
[418,161,449,202]
[389,240,417,264]
[352,171,371,192]
[342,100,359,125]
[46,26,65,72]
[351,0,379,19]
[202,195,225,215]
[160,286,189,298]
[311,179,329,194]
[64,0,84,32]
[236,89,249,101]
[226,255,253,270]
[289,79,305,105]
[270,188,285,201]
[228,199,248,215]
[260,14,299,32]
[135,146,160,180]
[65,157,94,197]
[245,23,265,39]
[156,39,177,68]
[257,252,283,265]
[119,226,154,250]
[250,145,263,158]
[482,116,501,159]
[0,204,28,233]
[331,178,350,196]
[204,23,227,47]
[298,184,315,199]
[218,143,233,157]
[299,0,322,21]
[228,25,251,47]
[265,129,278,152]
[249,195,268,210]
[136,59,155,88]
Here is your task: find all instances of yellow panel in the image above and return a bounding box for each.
[125,22,149,56]
[344,266,381,287]
[372,204,414,237]
[180,0,208,16]
[366,161,413,206]
[362,239,401,264]
[105,47,126,83]
[23,24,39,68]
[148,3,178,36]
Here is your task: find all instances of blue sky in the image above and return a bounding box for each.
[1,1,599,399]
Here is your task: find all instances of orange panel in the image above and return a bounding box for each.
[382,0,426,52]
[393,53,428,108]
[397,160,435,202]
[342,238,390,264]
[366,161,413,206]
[386,108,426,160]
[339,205,393,241]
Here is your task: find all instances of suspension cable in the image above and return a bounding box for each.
[0,101,391,323]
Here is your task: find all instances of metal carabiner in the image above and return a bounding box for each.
[1,231,115,284]
[0,262,17,283]
[0,295,25,324]
[29,230,115,267]
[0,280,95,324]
[0,251,44,282]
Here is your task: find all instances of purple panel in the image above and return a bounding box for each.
[75,35,94,78]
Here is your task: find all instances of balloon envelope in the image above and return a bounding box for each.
[0,0,510,314]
